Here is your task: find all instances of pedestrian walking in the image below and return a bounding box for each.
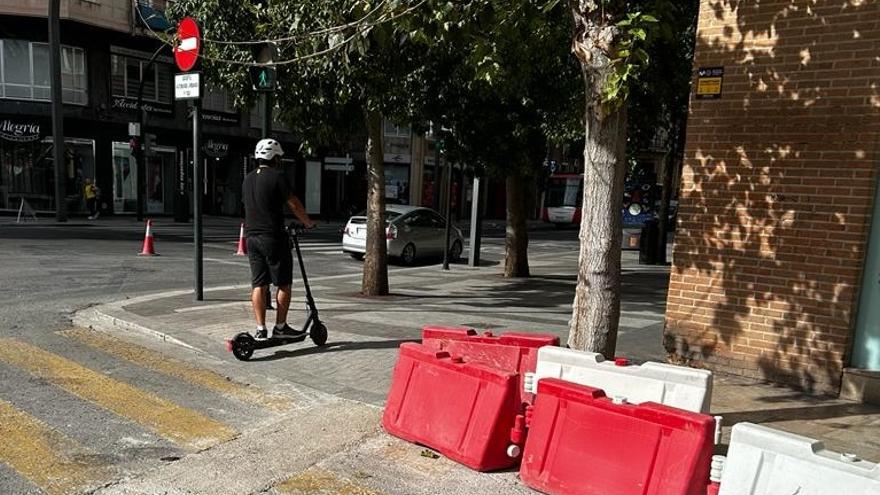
[242,139,315,340]
[84,178,99,219]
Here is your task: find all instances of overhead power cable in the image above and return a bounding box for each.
[136,0,427,67]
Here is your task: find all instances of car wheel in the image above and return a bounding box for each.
[400,243,416,265]
[349,253,364,261]
[449,240,463,262]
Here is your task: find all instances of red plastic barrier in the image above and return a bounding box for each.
[421,325,559,403]
[382,343,521,471]
[521,378,715,495]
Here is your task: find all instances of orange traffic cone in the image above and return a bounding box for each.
[234,223,248,256]
[139,219,158,256]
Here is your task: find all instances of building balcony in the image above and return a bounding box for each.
[0,0,155,34]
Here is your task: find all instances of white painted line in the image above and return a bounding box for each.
[174,301,247,313]
[179,37,198,51]
[204,257,249,267]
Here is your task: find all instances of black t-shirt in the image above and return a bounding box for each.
[242,166,295,237]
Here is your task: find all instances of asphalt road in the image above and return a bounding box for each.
[0,214,580,495]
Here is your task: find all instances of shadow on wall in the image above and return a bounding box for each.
[665,0,880,394]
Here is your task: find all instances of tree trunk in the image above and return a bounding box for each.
[567,3,629,357]
[362,110,389,296]
[504,174,530,278]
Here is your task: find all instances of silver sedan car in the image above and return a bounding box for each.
[342,205,465,265]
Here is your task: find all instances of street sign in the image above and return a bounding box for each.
[128,122,141,137]
[174,72,202,100]
[174,17,201,72]
[249,65,276,91]
[696,66,724,100]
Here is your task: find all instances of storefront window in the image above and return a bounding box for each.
[385,163,410,205]
[204,86,235,114]
[0,120,95,213]
[112,142,136,213]
[0,40,86,104]
[110,53,172,104]
[111,141,176,214]
[383,121,411,138]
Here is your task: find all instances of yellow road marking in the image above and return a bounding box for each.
[275,469,383,495]
[62,327,292,412]
[0,338,236,450]
[0,399,111,495]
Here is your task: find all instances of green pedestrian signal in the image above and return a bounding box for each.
[249,66,276,92]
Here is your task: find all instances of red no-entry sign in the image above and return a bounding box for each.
[174,17,201,72]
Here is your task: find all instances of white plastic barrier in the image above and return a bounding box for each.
[718,422,880,495]
[523,346,712,413]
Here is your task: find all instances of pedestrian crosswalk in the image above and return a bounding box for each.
[0,400,112,495]
[203,241,345,255]
[60,328,293,413]
[0,330,299,495]
[0,338,236,450]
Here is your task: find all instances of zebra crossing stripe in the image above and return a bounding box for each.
[62,327,293,412]
[0,339,236,451]
[0,399,112,495]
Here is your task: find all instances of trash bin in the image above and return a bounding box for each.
[639,218,660,265]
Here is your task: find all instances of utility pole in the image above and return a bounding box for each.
[468,175,483,267]
[136,45,166,222]
[432,133,441,211]
[48,0,66,222]
[192,99,203,300]
[261,93,272,139]
[442,151,453,271]
[252,41,277,310]
[172,16,203,301]
[260,92,273,311]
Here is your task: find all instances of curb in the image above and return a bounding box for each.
[72,306,203,353]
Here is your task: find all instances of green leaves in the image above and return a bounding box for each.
[600,9,660,106]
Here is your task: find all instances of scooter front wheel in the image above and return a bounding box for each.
[310,322,328,347]
[230,332,256,361]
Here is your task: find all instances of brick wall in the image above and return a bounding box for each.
[665,0,880,394]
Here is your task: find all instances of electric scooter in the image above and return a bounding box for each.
[227,222,328,361]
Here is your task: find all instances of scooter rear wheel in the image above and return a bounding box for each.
[310,322,328,347]
[231,333,255,361]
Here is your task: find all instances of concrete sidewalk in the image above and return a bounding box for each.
[75,249,880,493]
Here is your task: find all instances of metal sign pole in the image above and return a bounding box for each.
[192,99,203,301]
[442,161,453,270]
[468,175,482,267]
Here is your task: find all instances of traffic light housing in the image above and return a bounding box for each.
[249,65,276,91]
[250,42,277,92]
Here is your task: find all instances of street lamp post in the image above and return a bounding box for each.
[135,45,167,222]
[48,0,66,222]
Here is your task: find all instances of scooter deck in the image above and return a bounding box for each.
[249,334,308,349]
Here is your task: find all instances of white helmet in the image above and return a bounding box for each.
[254,138,284,161]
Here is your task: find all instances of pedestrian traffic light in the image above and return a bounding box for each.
[250,65,276,91]
[250,41,277,92]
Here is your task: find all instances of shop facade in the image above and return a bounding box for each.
[0,14,297,218]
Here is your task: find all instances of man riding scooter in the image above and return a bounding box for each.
[243,138,315,339]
